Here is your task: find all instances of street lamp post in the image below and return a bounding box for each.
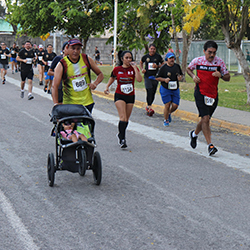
[113,0,117,68]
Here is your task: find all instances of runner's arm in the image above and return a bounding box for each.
[88,56,104,90]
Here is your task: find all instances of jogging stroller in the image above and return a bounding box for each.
[47,104,102,187]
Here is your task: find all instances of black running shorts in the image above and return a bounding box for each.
[114,93,135,104]
[21,69,34,81]
[194,88,218,118]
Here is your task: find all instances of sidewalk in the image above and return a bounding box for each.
[94,82,250,136]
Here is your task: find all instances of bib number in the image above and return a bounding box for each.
[26,58,32,64]
[1,54,6,59]
[120,84,133,94]
[11,50,15,54]
[47,60,52,67]
[72,77,87,92]
[204,96,215,106]
[38,56,43,61]
[148,63,156,70]
[168,81,177,90]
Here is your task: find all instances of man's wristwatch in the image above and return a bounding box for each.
[220,73,224,78]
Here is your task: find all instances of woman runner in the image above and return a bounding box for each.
[104,50,142,148]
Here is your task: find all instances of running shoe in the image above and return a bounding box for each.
[163,120,169,127]
[189,130,198,149]
[208,144,218,156]
[44,85,47,92]
[28,94,34,100]
[15,69,18,73]
[148,108,154,117]
[39,81,43,86]
[12,71,14,74]
[145,106,149,112]
[47,89,51,94]
[20,91,24,98]
[2,78,5,84]
[168,114,172,123]
[120,139,127,148]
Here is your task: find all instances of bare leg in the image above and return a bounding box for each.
[195,115,211,145]
[28,79,33,94]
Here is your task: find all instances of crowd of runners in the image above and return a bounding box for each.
[1,39,230,156]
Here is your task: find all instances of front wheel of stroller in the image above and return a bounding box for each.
[79,149,87,176]
[47,153,55,187]
[92,151,102,185]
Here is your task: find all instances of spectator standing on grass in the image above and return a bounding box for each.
[94,46,102,65]
[186,40,230,156]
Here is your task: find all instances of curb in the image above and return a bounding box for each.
[92,90,250,136]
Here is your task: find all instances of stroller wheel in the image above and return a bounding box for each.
[92,151,102,185]
[47,153,55,187]
[79,149,87,176]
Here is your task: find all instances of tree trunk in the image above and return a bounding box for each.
[81,37,89,54]
[181,28,193,82]
[230,46,250,104]
[171,9,180,65]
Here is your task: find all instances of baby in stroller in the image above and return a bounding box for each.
[47,104,102,187]
[60,121,88,143]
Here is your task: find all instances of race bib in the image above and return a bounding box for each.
[1,54,6,59]
[72,77,87,92]
[47,60,52,67]
[11,50,15,54]
[148,63,156,70]
[168,81,177,90]
[38,56,43,61]
[120,84,133,94]
[26,58,32,64]
[204,96,215,106]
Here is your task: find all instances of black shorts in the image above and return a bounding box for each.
[194,88,218,118]
[114,93,135,104]
[21,69,34,81]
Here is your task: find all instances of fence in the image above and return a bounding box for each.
[170,40,250,73]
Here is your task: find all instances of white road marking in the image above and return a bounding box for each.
[92,109,250,173]
[22,111,48,126]
[0,190,39,250]
[6,76,52,100]
[6,75,250,172]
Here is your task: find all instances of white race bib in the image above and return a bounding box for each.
[148,63,156,70]
[11,50,15,54]
[1,54,6,59]
[168,81,177,90]
[47,60,52,67]
[204,96,215,106]
[72,77,87,92]
[120,84,133,94]
[26,58,32,64]
[38,56,43,61]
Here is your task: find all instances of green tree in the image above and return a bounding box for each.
[202,0,250,104]
[6,0,113,51]
[107,0,172,56]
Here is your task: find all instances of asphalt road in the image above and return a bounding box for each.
[1,80,250,250]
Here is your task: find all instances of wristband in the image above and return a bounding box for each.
[220,73,224,78]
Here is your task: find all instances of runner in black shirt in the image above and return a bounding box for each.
[37,44,45,85]
[0,42,11,84]
[42,44,56,94]
[17,41,36,100]
[10,42,19,74]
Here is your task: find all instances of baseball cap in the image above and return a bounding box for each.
[68,39,82,46]
[62,41,68,51]
[165,52,176,60]
[38,44,43,48]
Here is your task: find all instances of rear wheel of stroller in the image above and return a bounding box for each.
[92,151,102,185]
[47,153,55,187]
[79,149,87,176]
